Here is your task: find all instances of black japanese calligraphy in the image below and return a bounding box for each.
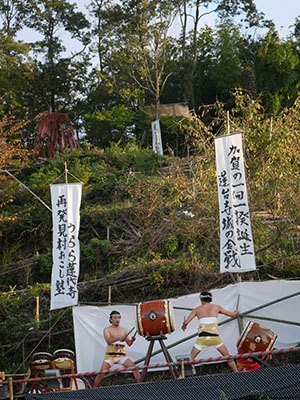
[216,136,255,271]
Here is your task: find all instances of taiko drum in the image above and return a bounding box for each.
[52,349,75,369]
[135,300,175,337]
[237,321,278,353]
[31,352,53,369]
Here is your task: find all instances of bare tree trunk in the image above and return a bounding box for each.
[181,0,188,103]
[189,0,200,111]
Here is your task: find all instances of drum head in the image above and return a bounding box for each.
[31,352,53,369]
[237,321,253,349]
[32,352,53,362]
[164,300,175,334]
[53,349,75,358]
[135,300,175,337]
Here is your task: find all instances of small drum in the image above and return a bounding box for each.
[53,349,75,369]
[237,321,278,353]
[236,349,261,372]
[31,352,53,370]
[71,377,89,390]
[135,300,175,336]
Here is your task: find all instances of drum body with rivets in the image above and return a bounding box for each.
[53,349,75,369]
[31,353,53,370]
[237,321,278,353]
[135,300,175,336]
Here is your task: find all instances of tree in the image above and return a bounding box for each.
[174,0,267,109]
[255,27,299,115]
[0,0,38,116]
[20,0,90,113]
[120,0,176,121]
[84,0,176,147]
[0,100,33,223]
[211,20,243,106]
[0,0,27,78]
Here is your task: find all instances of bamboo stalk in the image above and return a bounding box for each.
[245,314,300,326]
[36,296,40,328]
[238,290,300,317]
[4,170,52,212]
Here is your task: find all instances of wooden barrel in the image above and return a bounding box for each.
[135,300,175,336]
[237,321,278,353]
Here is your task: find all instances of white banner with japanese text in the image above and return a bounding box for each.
[215,133,256,273]
[50,183,82,310]
[151,119,163,155]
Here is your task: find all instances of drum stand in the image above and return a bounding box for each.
[51,359,78,391]
[249,355,270,368]
[28,361,52,393]
[140,334,181,382]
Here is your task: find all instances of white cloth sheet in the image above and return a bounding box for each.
[73,280,300,373]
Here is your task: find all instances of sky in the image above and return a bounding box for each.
[15,0,300,58]
[254,0,300,38]
[180,0,300,39]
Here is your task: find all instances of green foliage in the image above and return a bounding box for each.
[162,234,179,258]
[1,241,22,272]
[81,238,110,271]
[255,27,300,115]
[1,93,300,372]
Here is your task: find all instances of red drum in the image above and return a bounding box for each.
[135,300,175,336]
[31,352,53,370]
[53,349,75,369]
[237,321,278,354]
[236,349,261,372]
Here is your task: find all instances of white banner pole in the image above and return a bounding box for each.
[151,120,163,155]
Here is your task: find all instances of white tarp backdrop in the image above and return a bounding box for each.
[73,280,300,373]
[215,133,256,273]
[50,183,82,311]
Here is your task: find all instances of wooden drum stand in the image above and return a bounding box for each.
[140,333,181,382]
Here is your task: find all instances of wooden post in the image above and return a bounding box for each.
[227,111,230,135]
[107,227,110,242]
[108,285,111,306]
[36,296,40,328]
[48,311,51,347]
[64,162,68,184]
[181,360,185,379]
[9,377,13,400]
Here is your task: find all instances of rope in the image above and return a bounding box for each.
[3,345,300,385]
[14,309,69,373]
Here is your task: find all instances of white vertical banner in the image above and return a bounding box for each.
[50,183,82,310]
[215,133,256,273]
[151,119,163,155]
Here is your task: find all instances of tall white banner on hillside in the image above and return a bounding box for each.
[151,119,163,155]
[215,133,256,273]
[50,183,82,310]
